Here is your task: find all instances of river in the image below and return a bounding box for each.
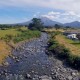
[0,33,79,80]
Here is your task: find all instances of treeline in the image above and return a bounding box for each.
[0,18,44,31]
[45,24,78,30]
[0,18,76,30]
[0,25,12,29]
[0,24,26,30]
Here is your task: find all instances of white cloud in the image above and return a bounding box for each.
[0,0,80,23]
[0,0,80,13]
[48,11,60,15]
[41,11,80,23]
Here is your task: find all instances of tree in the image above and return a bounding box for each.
[65,26,71,29]
[28,18,44,31]
[54,24,61,30]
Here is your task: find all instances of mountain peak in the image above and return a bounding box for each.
[39,17,62,26]
[64,21,80,27]
[72,21,80,23]
[39,16,52,20]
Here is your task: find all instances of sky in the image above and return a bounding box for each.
[0,0,80,24]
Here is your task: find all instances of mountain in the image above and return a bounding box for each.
[64,21,80,27]
[13,17,62,26]
[8,17,80,28]
[12,21,32,26]
[39,17,62,26]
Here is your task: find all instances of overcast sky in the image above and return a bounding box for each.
[0,0,80,24]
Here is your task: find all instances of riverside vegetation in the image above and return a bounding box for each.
[0,26,41,64]
[48,31,80,70]
[0,18,43,65]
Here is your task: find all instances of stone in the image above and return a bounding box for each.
[39,75,52,80]
[25,73,31,79]
[51,72,54,75]
[67,76,73,80]
[71,72,76,76]
[4,73,7,76]
[2,62,9,66]
[32,70,35,73]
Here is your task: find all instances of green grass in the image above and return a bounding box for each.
[0,27,28,38]
[0,27,41,43]
[0,27,41,64]
[48,33,80,69]
[0,29,21,38]
[63,35,80,48]
[13,30,41,43]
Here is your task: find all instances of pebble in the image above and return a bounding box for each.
[2,62,9,66]
[32,70,35,73]
[71,72,76,76]
[25,73,32,79]
[39,75,52,80]
[67,76,73,80]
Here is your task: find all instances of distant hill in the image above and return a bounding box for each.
[13,17,62,27]
[12,21,32,26]
[39,17,62,26]
[64,21,80,27]
[2,17,80,28]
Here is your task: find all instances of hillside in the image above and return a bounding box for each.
[64,21,80,27]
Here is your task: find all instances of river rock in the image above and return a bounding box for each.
[71,72,76,76]
[39,75,52,80]
[2,62,9,66]
[25,73,32,79]
[67,76,73,80]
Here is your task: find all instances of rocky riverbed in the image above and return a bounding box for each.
[0,32,79,80]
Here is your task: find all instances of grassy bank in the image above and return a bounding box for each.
[48,32,80,70]
[13,30,41,43]
[1,27,41,43]
[0,41,11,65]
[0,27,41,65]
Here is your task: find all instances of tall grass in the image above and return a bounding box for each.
[0,27,41,43]
[13,30,41,43]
